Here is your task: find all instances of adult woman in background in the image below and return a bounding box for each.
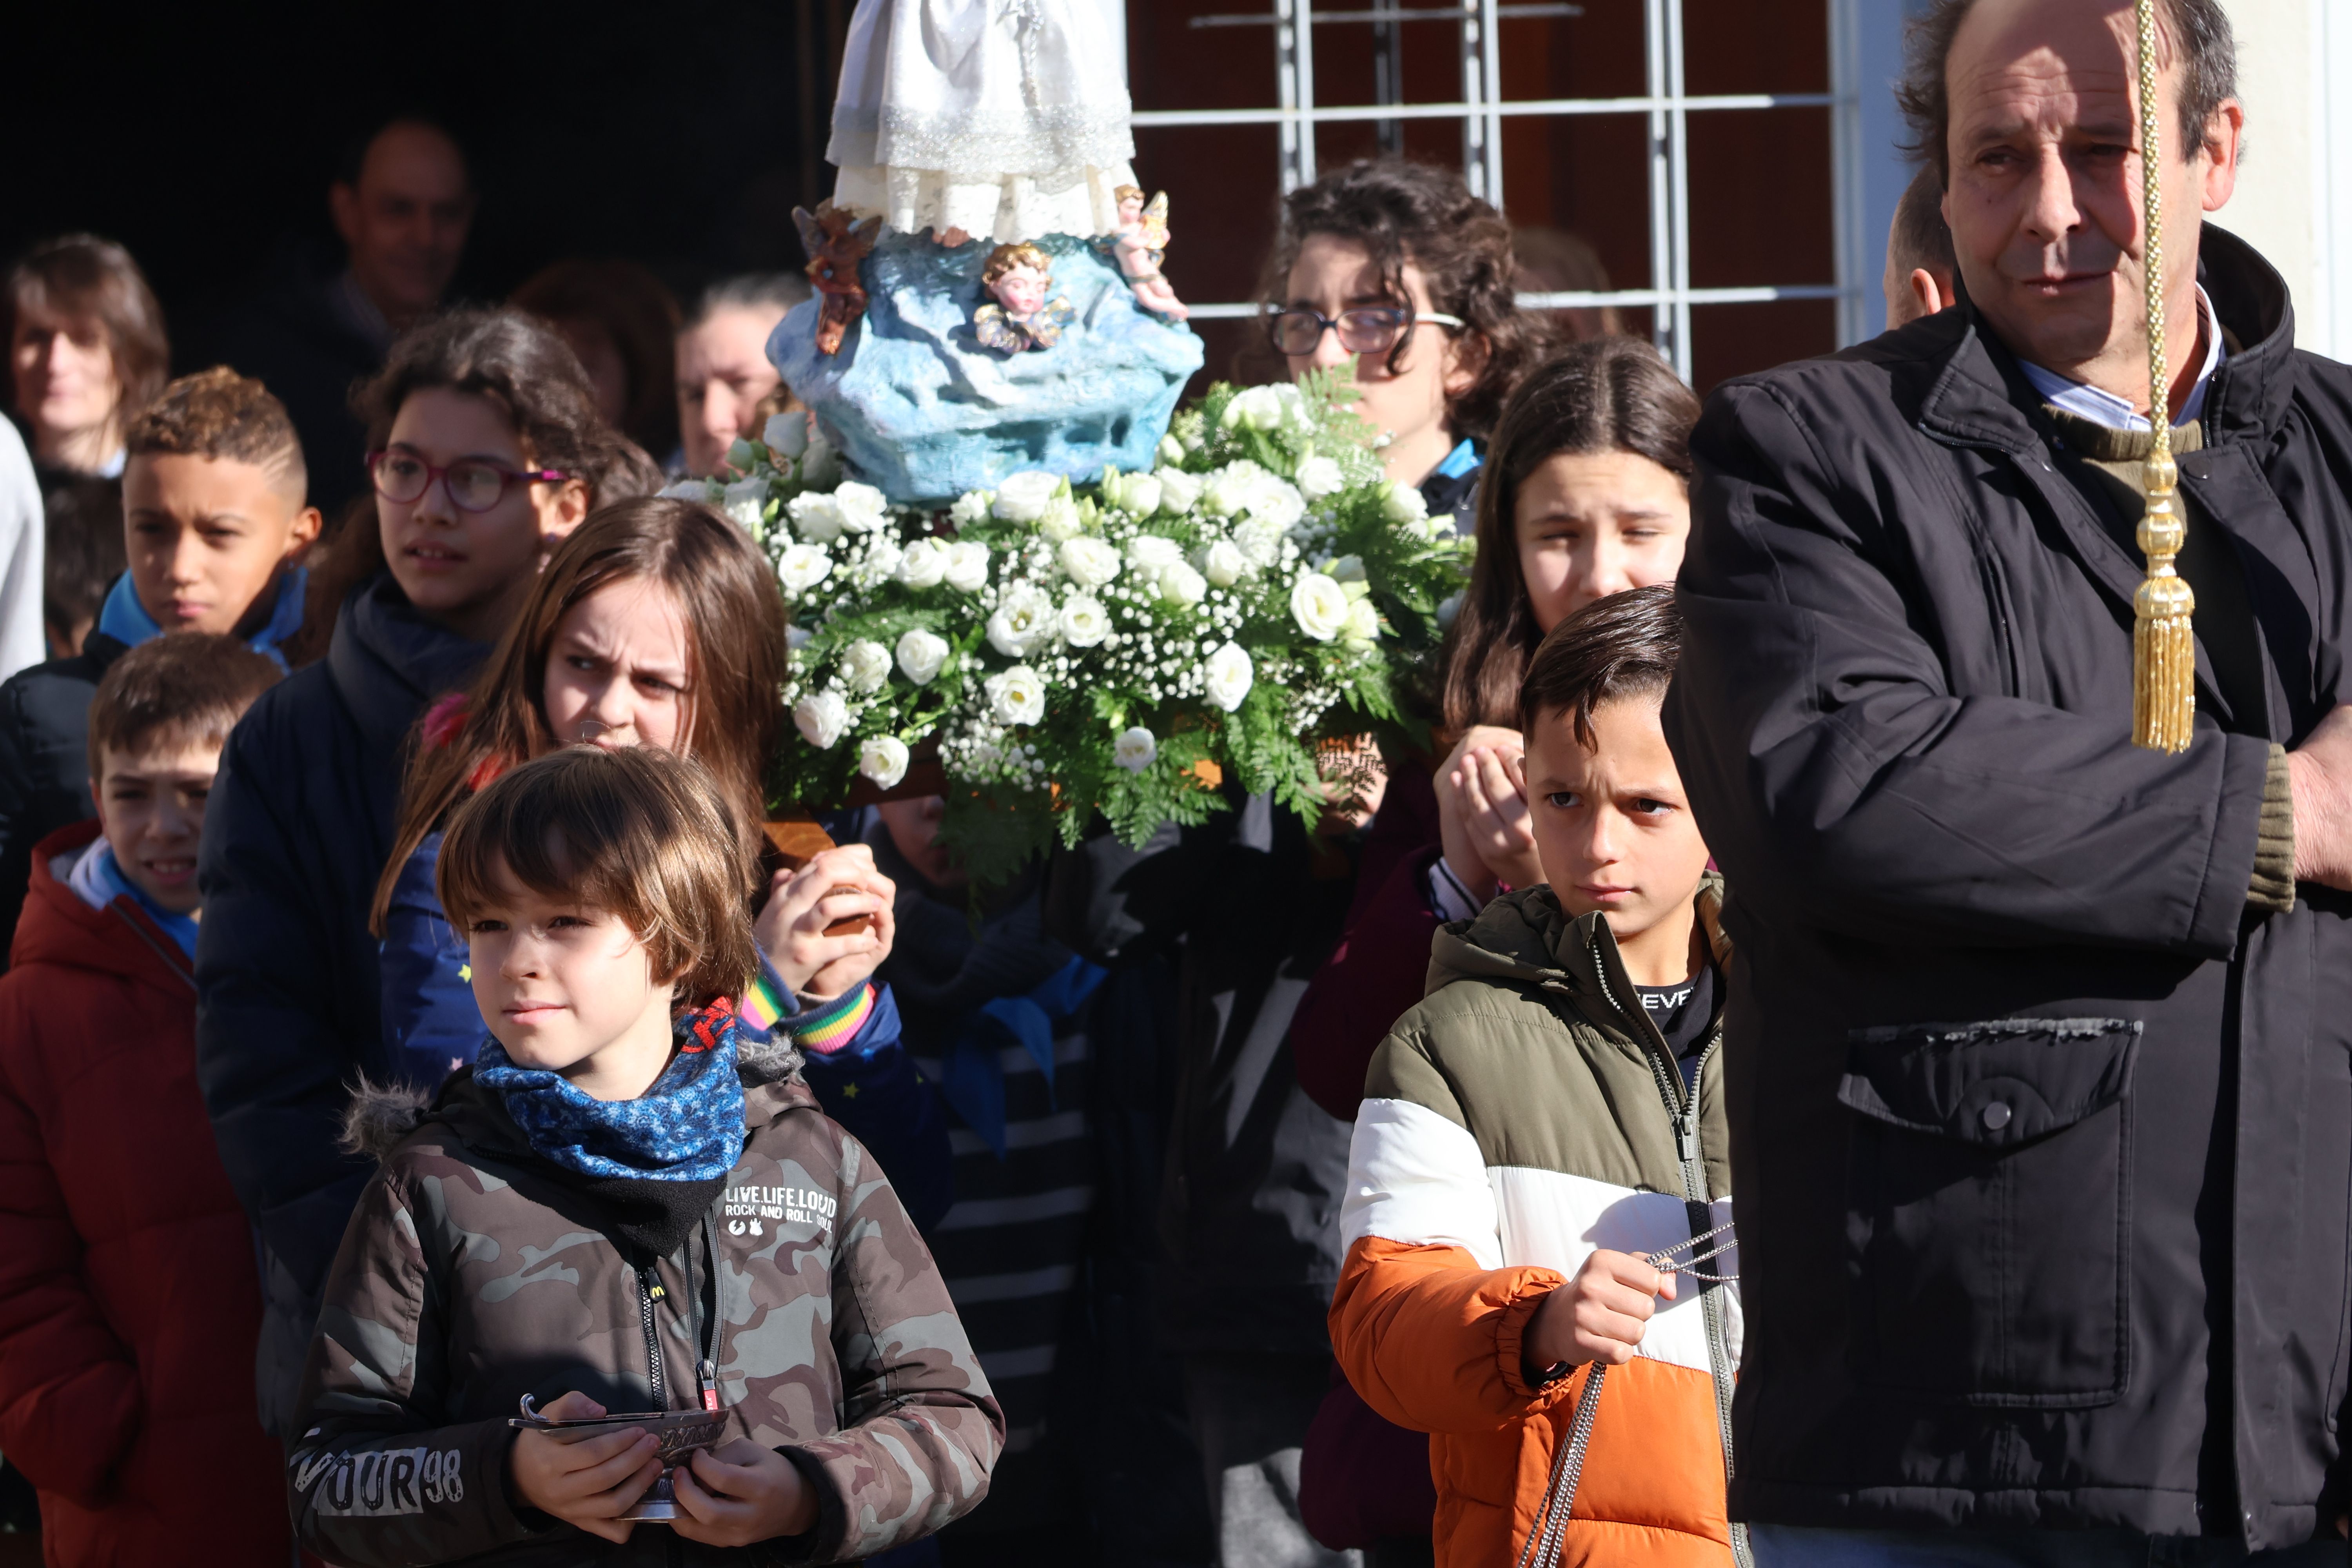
[6,236,169,482]
[512,258,683,461]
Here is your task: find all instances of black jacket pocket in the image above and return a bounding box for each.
[1839,1016,2141,1407]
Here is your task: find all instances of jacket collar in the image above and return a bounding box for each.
[326,573,492,753]
[12,820,195,989]
[1428,874,1730,1029]
[1919,223,2296,454]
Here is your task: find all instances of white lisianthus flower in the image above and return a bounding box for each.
[1202,642,1254,712]
[658,478,713,502]
[832,481,890,534]
[944,540,992,593]
[985,664,1047,726]
[1197,539,1249,588]
[1380,479,1431,526]
[993,470,1062,522]
[1059,593,1110,646]
[1343,598,1381,645]
[840,639,893,693]
[1158,434,1187,466]
[1436,590,1466,630]
[762,411,810,457]
[987,585,1057,656]
[1326,554,1368,585]
[793,690,848,749]
[1057,534,1121,588]
[896,628,950,684]
[858,735,910,789]
[720,476,770,533]
[1233,516,1285,568]
[787,491,845,543]
[860,537,904,581]
[726,438,758,473]
[1037,494,1083,542]
[1154,467,1203,514]
[1104,469,1162,518]
[950,489,993,527]
[1159,561,1208,607]
[775,543,833,597]
[1296,455,1346,500]
[1222,384,1287,431]
[1203,465,1257,519]
[896,536,949,589]
[1290,572,1351,641]
[1243,477,1306,530]
[1113,726,1158,772]
[1126,534,1183,572]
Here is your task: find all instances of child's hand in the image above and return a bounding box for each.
[1435,726,1541,899]
[507,1392,662,1543]
[1524,1249,1677,1374]
[670,1439,820,1546]
[755,846,897,1000]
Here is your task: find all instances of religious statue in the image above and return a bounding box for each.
[794,201,883,356]
[973,243,1075,354]
[1111,186,1187,321]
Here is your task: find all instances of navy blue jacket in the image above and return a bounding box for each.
[195,575,487,1310]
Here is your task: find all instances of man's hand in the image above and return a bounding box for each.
[670,1439,820,1546]
[1523,1250,1676,1375]
[2288,704,2352,889]
[1434,725,1542,900]
[507,1392,661,1544]
[753,845,897,999]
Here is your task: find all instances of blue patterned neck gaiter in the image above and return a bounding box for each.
[475,1000,746,1182]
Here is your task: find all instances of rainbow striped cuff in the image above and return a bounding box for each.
[788,983,877,1055]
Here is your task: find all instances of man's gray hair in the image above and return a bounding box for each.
[1896,0,2236,185]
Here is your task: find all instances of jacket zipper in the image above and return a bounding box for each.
[1588,929,1753,1568]
[637,1267,668,1409]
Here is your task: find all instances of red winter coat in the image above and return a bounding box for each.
[0,821,287,1566]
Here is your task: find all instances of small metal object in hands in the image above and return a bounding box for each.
[1644,1219,1739,1284]
[510,1394,730,1522]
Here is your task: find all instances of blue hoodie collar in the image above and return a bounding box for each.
[66,838,200,958]
[95,565,310,672]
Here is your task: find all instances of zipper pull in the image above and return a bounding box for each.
[699,1358,719,1411]
[1679,1120,1699,1165]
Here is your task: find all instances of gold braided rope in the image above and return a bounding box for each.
[2132,0,2194,751]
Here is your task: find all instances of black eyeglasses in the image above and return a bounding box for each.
[1263,305,1465,359]
[368,449,570,514]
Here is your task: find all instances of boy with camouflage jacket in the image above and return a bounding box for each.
[288,747,1001,1565]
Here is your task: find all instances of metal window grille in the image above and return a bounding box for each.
[1133,0,1850,383]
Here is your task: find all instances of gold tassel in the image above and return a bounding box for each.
[2131,0,2194,750]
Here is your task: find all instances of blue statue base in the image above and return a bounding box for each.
[769,229,1205,506]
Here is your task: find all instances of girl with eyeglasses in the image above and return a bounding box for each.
[193,308,660,1443]
[1259,158,1549,531]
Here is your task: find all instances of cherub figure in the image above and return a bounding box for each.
[973,243,1076,354]
[1112,186,1188,322]
[794,200,883,355]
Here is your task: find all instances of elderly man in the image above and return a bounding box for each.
[215,117,475,512]
[1664,0,2352,1561]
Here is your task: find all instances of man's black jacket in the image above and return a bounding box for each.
[1662,226,2352,1548]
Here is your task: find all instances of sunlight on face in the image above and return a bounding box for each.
[1514,450,1690,635]
[541,577,693,755]
[123,453,319,635]
[96,739,222,916]
[1524,696,1711,960]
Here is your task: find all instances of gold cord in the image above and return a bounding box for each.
[2131,0,2194,751]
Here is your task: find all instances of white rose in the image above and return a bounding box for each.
[1381,479,1431,526]
[1126,535,1183,572]
[1233,516,1285,568]
[832,481,889,534]
[720,476,770,534]
[985,664,1047,726]
[1327,554,1367,585]
[1198,539,1249,587]
[1037,494,1083,542]
[1060,593,1110,647]
[944,540,992,593]
[1154,467,1203,514]
[860,537,904,580]
[793,690,848,750]
[987,585,1057,657]
[787,491,845,543]
[1290,572,1351,641]
[1203,466,1257,519]
[993,470,1062,522]
[896,628,950,684]
[858,735,910,789]
[1223,384,1286,431]
[1103,469,1162,518]
[1158,434,1187,466]
[762,411,810,457]
[1343,598,1381,645]
[1159,561,1208,607]
[1202,641,1254,713]
[1296,455,1345,500]
[775,543,833,597]
[840,639,893,693]
[1058,535,1121,588]
[658,477,715,502]
[1244,477,1306,530]
[897,536,949,588]
[1113,726,1158,772]
[950,489,993,527]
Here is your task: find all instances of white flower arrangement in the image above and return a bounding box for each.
[686,368,1470,884]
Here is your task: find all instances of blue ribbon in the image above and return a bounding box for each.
[937,956,1108,1159]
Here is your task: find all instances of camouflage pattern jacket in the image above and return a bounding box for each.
[287,1038,1002,1565]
